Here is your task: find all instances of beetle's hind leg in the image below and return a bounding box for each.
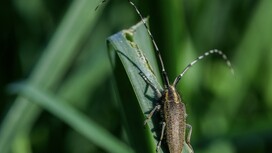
[186,124,194,153]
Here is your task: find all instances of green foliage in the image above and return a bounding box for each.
[108,18,193,153]
[1,0,272,153]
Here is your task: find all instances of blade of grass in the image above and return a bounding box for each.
[200,0,272,139]
[0,0,104,152]
[10,83,134,153]
[108,19,193,153]
[212,0,272,115]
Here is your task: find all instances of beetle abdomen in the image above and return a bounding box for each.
[163,86,186,153]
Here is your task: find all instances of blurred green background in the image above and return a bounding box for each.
[1,0,272,153]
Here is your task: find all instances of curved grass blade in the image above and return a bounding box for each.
[0,0,105,152]
[108,19,192,153]
[11,83,134,153]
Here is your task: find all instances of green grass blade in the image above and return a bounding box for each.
[108,19,192,153]
[11,83,134,153]
[0,0,104,152]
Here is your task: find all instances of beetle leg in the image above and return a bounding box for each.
[144,104,161,126]
[139,72,162,98]
[156,122,166,152]
[186,124,194,153]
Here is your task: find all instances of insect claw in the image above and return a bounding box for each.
[143,119,148,127]
[156,144,160,152]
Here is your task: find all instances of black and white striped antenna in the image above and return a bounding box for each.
[96,0,234,88]
[127,0,234,88]
[127,0,170,88]
[173,49,234,87]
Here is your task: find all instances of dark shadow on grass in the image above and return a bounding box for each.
[116,49,169,153]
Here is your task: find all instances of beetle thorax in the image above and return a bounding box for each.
[164,85,181,104]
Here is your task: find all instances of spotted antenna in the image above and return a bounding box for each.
[128,0,170,88]
[128,0,234,88]
[173,49,234,87]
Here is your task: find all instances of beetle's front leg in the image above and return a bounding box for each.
[139,72,162,98]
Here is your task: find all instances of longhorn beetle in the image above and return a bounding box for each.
[97,0,234,153]
[126,1,234,153]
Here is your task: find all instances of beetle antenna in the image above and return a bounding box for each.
[128,0,170,88]
[173,49,234,86]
